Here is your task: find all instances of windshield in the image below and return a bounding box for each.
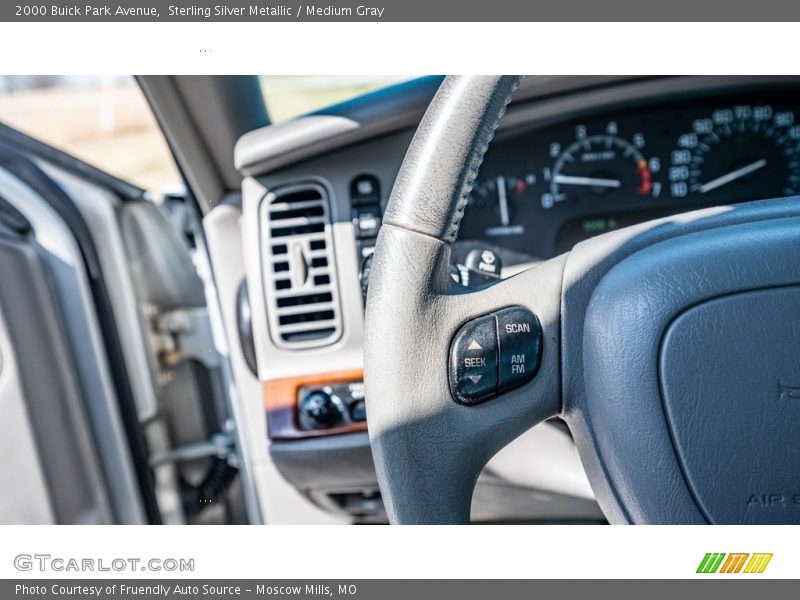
[260,76,412,122]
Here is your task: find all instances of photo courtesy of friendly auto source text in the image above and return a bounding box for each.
[0,0,798,593]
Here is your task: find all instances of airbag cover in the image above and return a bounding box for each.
[660,286,800,524]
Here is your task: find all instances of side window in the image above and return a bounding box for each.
[0,76,180,196]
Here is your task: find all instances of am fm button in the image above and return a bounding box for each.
[496,307,542,392]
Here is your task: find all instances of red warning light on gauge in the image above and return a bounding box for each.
[636,159,652,195]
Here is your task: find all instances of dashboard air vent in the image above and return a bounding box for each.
[261,183,342,349]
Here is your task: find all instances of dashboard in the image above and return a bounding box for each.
[230,76,800,524]
[457,88,800,261]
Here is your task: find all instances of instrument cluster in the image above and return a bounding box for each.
[458,90,800,260]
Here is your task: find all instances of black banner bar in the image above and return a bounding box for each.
[4,0,800,21]
[4,580,799,599]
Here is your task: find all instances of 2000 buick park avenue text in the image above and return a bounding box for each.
[22,4,386,17]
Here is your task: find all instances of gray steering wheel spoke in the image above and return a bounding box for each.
[365,219,563,523]
[365,75,567,524]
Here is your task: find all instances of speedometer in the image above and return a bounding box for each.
[668,104,800,202]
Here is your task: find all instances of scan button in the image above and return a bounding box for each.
[496,307,542,391]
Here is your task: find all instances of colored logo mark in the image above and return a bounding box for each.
[696,553,773,574]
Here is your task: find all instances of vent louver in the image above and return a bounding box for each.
[261,183,342,349]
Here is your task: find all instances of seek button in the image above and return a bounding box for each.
[449,314,498,405]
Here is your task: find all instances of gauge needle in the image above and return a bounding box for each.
[698,159,767,194]
[497,175,510,226]
[552,174,622,188]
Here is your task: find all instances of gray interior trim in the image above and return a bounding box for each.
[136,78,219,211]
[0,259,56,524]
[171,76,269,189]
[484,421,595,501]
[236,116,359,176]
[192,194,263,524]
[0,234,112,524]
[0,167,145,524]
[243,177,366,382]
[39,162,160,422]
[0,170,119,524]
[269,432,377,490]
[229,74,800,524]
[205,201,343,524]
[235,76,443,175]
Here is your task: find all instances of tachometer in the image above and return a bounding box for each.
[668,105,800,201]
[542,124,661,210]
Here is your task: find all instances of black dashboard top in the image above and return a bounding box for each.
[241,76,800,269]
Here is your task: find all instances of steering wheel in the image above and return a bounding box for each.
[364,76,800,524]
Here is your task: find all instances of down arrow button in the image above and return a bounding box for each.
[448,314,499,406]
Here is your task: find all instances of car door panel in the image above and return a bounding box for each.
[0,200,113,523]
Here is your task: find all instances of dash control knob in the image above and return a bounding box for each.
[299,390,340,428]
[448,307,542,406]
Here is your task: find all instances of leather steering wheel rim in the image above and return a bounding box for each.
[365,75,800,524]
